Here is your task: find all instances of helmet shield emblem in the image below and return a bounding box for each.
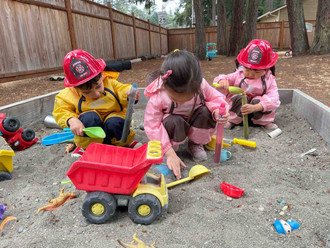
[69,57,91,80]
[248,46,263,64]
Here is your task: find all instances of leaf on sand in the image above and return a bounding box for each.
[0,216,17,230]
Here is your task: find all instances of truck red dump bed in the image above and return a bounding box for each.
[67,141,163,195]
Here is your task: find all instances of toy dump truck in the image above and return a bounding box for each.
[0,136,15,181]
[67,141,168,225]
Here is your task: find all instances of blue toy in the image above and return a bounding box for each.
[274,219,300,234]
[206,43,216,60]
[0,203,6,219]
[41,132,74,146]
[155,164,172,176]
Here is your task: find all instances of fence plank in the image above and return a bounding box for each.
[132,13,138,58]
[107,2,116,60]
[65,0,76,50]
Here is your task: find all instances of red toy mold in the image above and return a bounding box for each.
[220,182,244,198]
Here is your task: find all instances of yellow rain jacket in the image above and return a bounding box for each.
[52,71,135,148]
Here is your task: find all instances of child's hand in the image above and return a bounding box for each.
[127,88,140,101]
[241,103,263,115]
[68,117,85,136]
[213,110,229,124]
[217,79,230,90]
[165,148,186,180]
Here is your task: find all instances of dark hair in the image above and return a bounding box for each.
[235,59,276,76]
[74,73,102,90]
[160,50,202,94]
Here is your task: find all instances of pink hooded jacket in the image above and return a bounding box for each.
[213,67,280,112]
[144,77,228,153]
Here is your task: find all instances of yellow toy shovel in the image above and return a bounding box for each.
[166,165,210,188]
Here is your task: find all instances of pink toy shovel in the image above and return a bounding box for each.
[214,103,226,163]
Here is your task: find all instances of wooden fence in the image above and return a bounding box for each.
[0,0,168,83]
[168,20,316,52]
[0,0,316,84]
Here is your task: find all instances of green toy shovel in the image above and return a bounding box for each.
[83,127,106,138]
[228,86,249,139]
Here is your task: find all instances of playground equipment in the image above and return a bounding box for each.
[0,113,38,151]
[67,141,168,225]
[206,43,216,60]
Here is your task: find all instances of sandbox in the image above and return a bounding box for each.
[0,89,329,247]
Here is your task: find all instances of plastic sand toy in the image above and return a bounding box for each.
[220,182,244,198]
[0,137,15,181]
[67,140,168,225]
[274,219,300,234]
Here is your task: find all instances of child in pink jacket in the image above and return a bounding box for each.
[144,50,229,179]
[213,39,280,130]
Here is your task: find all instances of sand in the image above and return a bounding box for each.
[0,104,329,248]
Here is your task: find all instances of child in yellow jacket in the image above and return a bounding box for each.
[53,49,141,156]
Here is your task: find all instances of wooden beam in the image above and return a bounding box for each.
[12,0,66,11]
[159,24,162,55]
[279,20,285,50]
[65,0,77,50]
[0,67,63,84]
[148,19,152,55]
[132,13,138,58]
[107,2,117,60]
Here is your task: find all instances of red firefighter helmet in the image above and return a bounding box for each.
[237,39,278,70]
[63,49,106,87]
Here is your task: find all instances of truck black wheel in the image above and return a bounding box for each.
[2,117,20,132]
[21,129,35,142]
[128,194,161,225]
[0,171,12,181]
[82,191,117,224]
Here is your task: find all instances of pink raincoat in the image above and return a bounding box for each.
[144,77,228,153]
[213,67,280,125]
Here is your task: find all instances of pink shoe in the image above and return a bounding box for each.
[224,122,236,130]
[188,141,207,161]
[71,147,85,158]
[264,123,278,131]
[128,141,143,149]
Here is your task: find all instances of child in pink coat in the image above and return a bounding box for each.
[144,50,229,179]
[213,39,280,130]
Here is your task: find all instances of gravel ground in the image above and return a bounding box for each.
[0,103,329,248]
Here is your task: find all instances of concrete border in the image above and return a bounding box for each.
[0,89,329,144]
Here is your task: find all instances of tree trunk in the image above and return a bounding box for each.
[310,0,330,54]
[228,0,244,56]
[212,0,217,26]
[217,0,228,55]
[194,0,206,60]
[286,0,310,56]
[241,0,259,49]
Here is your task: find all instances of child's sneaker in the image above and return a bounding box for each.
[128,141,143,149]
[71,147,85,158]
[188,141,207,161]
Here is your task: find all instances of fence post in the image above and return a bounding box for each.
[159,24,162,55]
[65,0,77,50]
[107,2,117,60]
[279,20,284,50]
[167,28,169,53]
[132,13,138,58]
[148,19,152,56]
